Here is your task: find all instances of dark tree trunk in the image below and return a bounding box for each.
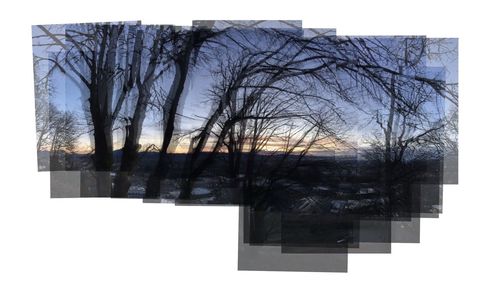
[112,134,140,197]
[144,28,217,199]
[178,119,233,199]
[111,85,149,197]
[144,56,191,199]
[88,85,113,196]
[112,29,163,197]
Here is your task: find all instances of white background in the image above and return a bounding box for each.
[0,1,498,304]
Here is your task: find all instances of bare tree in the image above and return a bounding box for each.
[49,110,79,155]
[347,37,458,214]
[112,25,173,197]
[35,100,80,170]
[143,23,220,198]
[33,57,55,152]
[173,29,347,201]
[35,101,58,152]
[33,23,147,194]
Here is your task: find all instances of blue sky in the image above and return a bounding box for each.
[33,24,458,154]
